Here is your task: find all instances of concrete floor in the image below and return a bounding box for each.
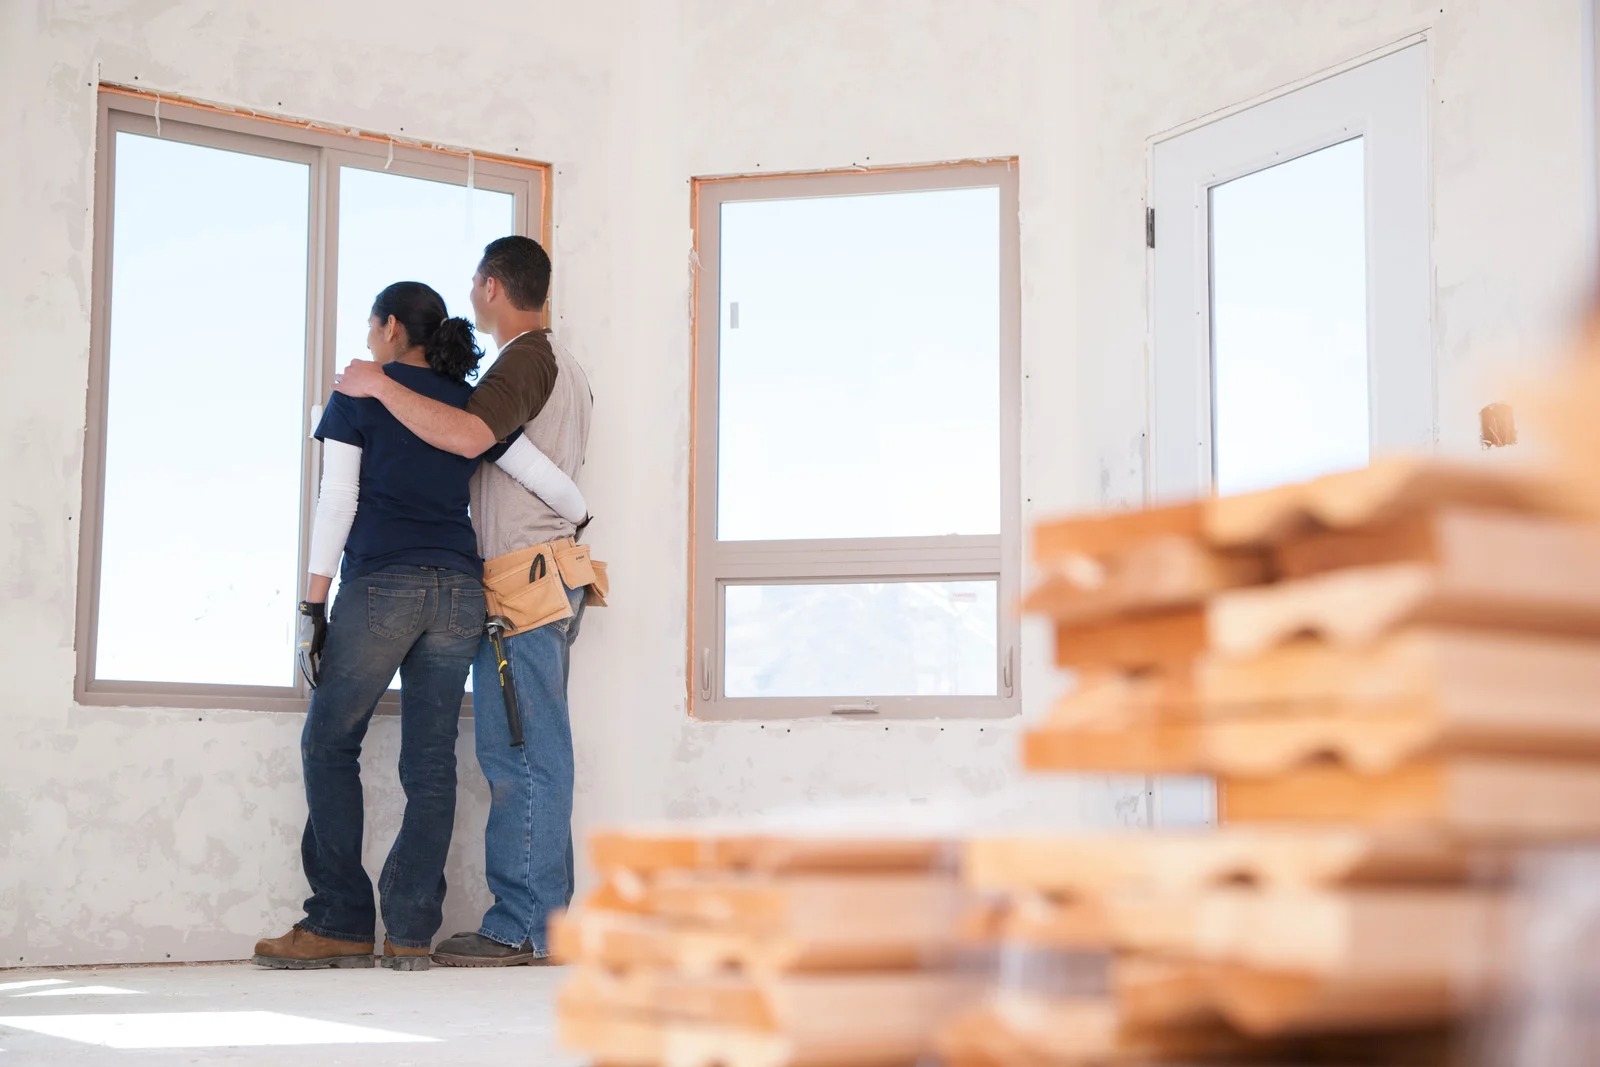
[0,961,585,1065]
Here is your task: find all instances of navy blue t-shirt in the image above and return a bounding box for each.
[314,362,506,583]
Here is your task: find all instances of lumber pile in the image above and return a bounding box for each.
[1532,312,1600,520]
[947,457,1600,1065]
[553,828,979,1066]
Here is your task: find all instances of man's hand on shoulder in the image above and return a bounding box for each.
[333,359,390,399]
[330,356,496,458]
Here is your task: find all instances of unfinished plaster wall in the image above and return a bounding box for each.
[0,0,638,967]
[649,0,1597,820]
[2,0,1594,968]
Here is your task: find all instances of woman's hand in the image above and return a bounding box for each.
[298,601,327,688]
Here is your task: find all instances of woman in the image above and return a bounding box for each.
[253,281,585,972]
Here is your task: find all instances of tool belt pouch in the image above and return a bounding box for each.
[482,540,609,637]
[483,544,570,637]
[553,541,610,608]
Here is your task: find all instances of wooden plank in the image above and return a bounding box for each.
[1024,677,1600,774]
[590,831,955,877]
[644,871,965,940]
[934,998,1238,1067]
[1032,500,1204,562]
[1528,337,1600,520]
[550,903,948,975]
[983,888,1505,985]
[589,831,706,874]
[1204,456,1560,548]
[1025,536,1269,626]
[989,894,1121,950]
[1273,508,1443,579]
[563,965,775,1028]
[1108,954,1472,1037]
[1196,628,1600,716]
[1219,756,1600,839]
[1110,955,1216,1031]
[938,995,1460,1066]
[965,828,1492,899]
[1102,887,1506,984]
[560,966,973,1033]
[1044,671,1200,726]
[559,1006,873,1067]
[1209,541,1600,659]
[1178,963,1469,1037]
[555,874,969,974]
[1055,608,1208,672]
[1273,507,1600,586]
[1025,715,1205,774]
[558,973,962,1066]
[937,995,1346,1067]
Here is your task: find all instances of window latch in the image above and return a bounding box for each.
[700,649,712,701]
[1002,647,1015,697]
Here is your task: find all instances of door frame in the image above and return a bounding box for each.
[1141,36,1436,828]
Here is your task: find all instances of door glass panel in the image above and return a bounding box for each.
[1209,137,1368,496]
[724,581,997,698]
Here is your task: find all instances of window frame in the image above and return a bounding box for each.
[689,161,1022,721]
[77,89,550,711]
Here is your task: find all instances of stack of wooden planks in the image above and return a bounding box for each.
[1025,457,1600,834]
[945,457,1600,1065]
[1533,313,1600,520]
[553,828,979,1066]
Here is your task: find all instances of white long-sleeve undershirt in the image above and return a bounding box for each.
[494,436,587,526]
[307,441,361,578]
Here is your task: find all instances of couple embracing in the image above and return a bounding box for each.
[253,236,601,971]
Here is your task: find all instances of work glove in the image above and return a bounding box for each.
[298,601,327,688]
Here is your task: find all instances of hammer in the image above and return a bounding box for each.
[485,615,523,747]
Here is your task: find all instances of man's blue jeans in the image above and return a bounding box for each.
[299,566,485,949]
[470,583,586,954]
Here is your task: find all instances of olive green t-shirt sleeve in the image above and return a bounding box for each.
[466,333,558,443]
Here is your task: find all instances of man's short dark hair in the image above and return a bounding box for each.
[478,236,551,311]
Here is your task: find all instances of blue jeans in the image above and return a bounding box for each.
[470,582,586,953]
[299,566,486,949]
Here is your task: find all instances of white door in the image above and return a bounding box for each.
[1148,43,1434,828]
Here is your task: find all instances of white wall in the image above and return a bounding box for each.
[648,0,1596,822]
[1,0,1592,967]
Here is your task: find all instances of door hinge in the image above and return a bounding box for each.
[1145,207,1155,249]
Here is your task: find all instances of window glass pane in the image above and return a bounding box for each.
[335,169,516,693]
[717,187,1001,541]
[336,167,517,380]
[724,581,997,698]
[96,132,309,685]
[1209,138,1368,496]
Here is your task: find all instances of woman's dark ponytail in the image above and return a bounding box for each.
[370,281,484,383]
[424,316,483,382]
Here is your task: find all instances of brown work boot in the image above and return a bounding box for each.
[430,931,546,967]
[253,926,374,969]
[380,939,431,971]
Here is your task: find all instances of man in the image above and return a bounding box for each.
[334,236,593,966]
